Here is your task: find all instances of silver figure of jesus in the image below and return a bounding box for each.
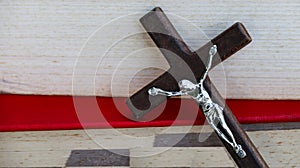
[148,45,247,158]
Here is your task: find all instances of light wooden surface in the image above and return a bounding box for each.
[1,0,300,99]
[0,126,299,167]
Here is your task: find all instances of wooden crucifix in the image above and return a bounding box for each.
[126,7,268,167]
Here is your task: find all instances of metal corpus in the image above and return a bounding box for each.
[148,45,247,158]
[126,7,269,167]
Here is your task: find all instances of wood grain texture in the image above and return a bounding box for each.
[0,125,299,167]
[0,0,300,99]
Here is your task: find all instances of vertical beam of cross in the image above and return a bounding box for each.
[126,7,269,168]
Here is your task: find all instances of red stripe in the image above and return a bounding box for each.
[0,94,299,131]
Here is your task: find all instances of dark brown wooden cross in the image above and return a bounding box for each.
[126,7,268,168]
